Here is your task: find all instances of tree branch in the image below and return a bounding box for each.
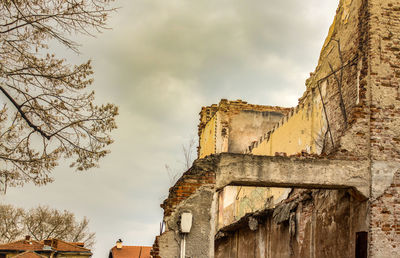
[0,85,51,139]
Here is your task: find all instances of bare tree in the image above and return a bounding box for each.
[181,137,195,170]
[0,0,118,192]
[0,204,95,248]
[165,136,197,185]
[164,164,180,186]
[0,204,24,243]
[24,206,95,248]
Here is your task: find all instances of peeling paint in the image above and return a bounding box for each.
[217,186,291,230]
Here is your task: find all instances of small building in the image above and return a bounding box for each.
[0,236,92,258]
[108,239,151,258]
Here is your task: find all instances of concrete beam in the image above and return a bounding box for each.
[215,153,370,199]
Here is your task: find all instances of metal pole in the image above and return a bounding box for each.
[180,234,186,258]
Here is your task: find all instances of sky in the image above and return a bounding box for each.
[1,0,339,257]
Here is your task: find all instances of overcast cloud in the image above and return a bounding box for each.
[1,0,339,257]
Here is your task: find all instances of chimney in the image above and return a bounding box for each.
[25,236,31,241]
[51,239,58,249]
[116,239,123,249]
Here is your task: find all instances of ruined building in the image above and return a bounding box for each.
[151,0,400,257]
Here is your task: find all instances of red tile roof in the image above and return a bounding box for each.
[0,238,91,254]
[0,240,43,251]
[110,246,151,258]
[40,239,91,252]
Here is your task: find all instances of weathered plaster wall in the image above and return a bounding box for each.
[215,189,368,258]
[228,110,285,153]
[198,99,289,158]
[217,186,291,230]
[251,101,325,156]
[158,186,216,258]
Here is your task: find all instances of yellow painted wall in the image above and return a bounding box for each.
[252,93,326,156]
[199,115,216,158]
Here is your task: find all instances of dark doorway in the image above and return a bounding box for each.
[355,231,368,258]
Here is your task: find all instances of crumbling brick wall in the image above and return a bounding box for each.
[150,236,160,258]
[161,157,217,217]
[370,170,400,256]
[368,0,400,256]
